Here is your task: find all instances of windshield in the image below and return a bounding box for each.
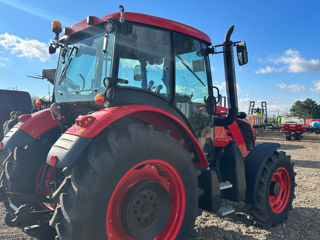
[54,32,114,103]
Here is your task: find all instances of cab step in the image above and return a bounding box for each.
[218,205,235,216]
[219,181,232,190]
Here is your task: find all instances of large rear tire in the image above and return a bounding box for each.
[51,123,199,240]
[250,151,295,226]
[1,140,56,238]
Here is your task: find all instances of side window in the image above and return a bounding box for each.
[117,23,171,98]
[174,33,211,146]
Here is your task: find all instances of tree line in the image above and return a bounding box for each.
[290,98,320,119]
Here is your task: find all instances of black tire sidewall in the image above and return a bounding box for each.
[72,128,198,240]
[256,152,294,225]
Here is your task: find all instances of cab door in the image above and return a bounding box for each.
[173,33,214,153]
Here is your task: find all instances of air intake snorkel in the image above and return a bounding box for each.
[213,26,247,126]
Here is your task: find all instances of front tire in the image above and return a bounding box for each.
[51,123,199,240]
[251,151,295,226]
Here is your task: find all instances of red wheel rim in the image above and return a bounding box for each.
[35,163,55,210]
[269,167,291,213]
[106,159,186,240]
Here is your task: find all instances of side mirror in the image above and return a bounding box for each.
[134,65,142,81]
[236,41,248,66]
[49,44,56,54]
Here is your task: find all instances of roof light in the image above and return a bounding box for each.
[35,98,42,107]
[52,21,62,34]
[95,93,105,105]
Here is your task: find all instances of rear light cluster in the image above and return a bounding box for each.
[0,142,3,151]
[75,115,96,128]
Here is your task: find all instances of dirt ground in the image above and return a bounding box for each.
[0,129,319,239]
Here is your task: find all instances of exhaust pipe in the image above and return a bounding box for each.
[215,25,238,126]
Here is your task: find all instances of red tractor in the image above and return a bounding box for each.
[0,6,295,240]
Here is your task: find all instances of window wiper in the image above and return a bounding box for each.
[58,46,78,85]
[176,55,206,87]
[58,57,73,85]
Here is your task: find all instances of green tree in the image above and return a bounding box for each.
[290,98,320,119]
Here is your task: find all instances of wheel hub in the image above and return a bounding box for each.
[121,180,170,240]
[270,181,281,196]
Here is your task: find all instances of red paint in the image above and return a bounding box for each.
[50,156,57,167]
[278,123,309,132]
[35,163,55,210]
[18,114,32,122]
[66,105,208,168]
[306,119,320,126]
[269,167,291,213]
[214,120,251,158]
[19,109,60,139]
[65,12,211,44]
[214,106,254,158]
[106,159,186,239]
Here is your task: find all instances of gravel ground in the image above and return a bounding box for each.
[0,130,319,239]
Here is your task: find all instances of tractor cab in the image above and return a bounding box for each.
[50,11,247,148]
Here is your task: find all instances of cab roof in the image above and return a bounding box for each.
[65,12,211,44]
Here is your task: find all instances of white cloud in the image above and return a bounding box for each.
[311,80,320,92]
[268,104,290,115]
[256,66,284,74]
[0,57,8,67]
[238,97,251,103]
[277,49,320,73]
[276,83,306,92]
[238,97,251,113]
[0,33,50,62]
[256,49,320,74]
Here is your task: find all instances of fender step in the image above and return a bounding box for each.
[218,205,235,216]
[219,181,233,190]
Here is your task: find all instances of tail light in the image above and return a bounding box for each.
[75,115,96,128]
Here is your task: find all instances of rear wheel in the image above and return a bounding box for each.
[51,123,199,240]
[1,141,56,237]
[251,151,295,226]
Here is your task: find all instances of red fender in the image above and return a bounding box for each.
[66,105,208,168]
[19,109,60,138]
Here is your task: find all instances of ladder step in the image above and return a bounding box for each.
[218,205,235,216]
[219,181,232,190]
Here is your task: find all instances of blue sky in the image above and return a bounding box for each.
[0,0,319,115]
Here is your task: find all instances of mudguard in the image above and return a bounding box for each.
[244,142,281,203]
[47,105,208,169]
[2,109,60,150]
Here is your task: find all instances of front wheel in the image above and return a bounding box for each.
[51,123,199,240]
[251,151,295,226]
